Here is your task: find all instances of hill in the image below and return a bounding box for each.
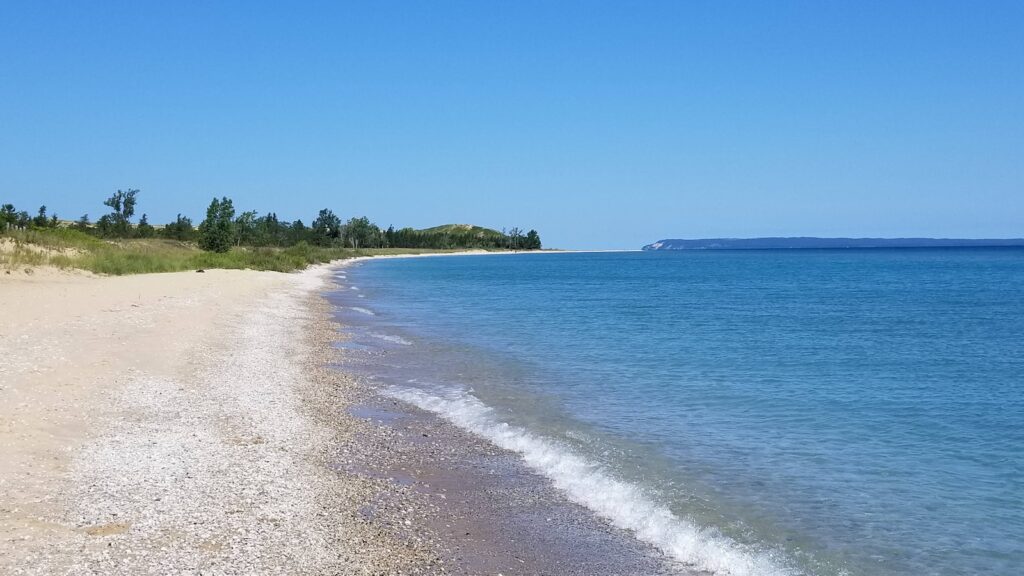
[417,224,504,238]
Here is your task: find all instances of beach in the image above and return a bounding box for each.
[0,261,669,575]
[5,250,1022,576]
[0,264,434,573]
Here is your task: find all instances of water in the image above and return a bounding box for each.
[328,250,1024,576]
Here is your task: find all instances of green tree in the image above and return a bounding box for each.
[162,214,195,241]
[311,208,341,246]
[252,212,276,246]
[73,214,91,232]
[288,219,309,245]
[507,227,523,250]
[95,215,112,237]
[33,205,49,228]
[341,216,380,249]
[1,204,17,229]
[136,213,155,238]
[234,210,259,246]
[198,197,236,252]
[101,189,139,237]
[524,229,542,250]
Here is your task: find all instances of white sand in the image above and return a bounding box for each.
[0,266,438,574]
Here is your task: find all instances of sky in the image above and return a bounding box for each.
[1,1,1022,249]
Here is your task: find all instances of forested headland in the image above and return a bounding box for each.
[1,190,542,274]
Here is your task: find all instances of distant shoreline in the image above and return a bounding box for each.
[643,237,1024,250]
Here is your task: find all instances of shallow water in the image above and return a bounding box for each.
[328,250,1024,576]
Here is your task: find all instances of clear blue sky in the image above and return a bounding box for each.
[1,1,1021,249]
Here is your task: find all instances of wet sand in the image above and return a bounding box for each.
[318,270,680,575]
[340,394,678,575]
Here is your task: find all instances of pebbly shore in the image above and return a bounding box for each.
[3,263,680,575]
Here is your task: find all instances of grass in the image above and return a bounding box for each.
[1,228,467,275]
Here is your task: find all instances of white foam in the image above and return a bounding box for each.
[348,307,376,316]
[350,286,360,291]
[369,332,412,346]
[384,385,794,576]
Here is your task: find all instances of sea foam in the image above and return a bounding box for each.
[385,385,794,576]
[370,332,412,346]
[348,307,376,316]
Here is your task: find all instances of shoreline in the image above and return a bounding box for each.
[0,257,676,574]
[323,261,678,574]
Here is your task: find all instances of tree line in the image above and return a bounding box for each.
[1,190,542,252]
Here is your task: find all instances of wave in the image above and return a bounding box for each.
[384,385,794,576]
[349,307,376,316]
[350,286,360,291]
[369,332,413,346]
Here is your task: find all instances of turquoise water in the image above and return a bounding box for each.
[330,250,1024,576]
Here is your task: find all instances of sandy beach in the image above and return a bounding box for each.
[1,261,670,575]
[0,265,442,574]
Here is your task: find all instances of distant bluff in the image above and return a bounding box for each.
[642,237,1024,250]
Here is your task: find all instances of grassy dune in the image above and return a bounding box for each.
[417,223,503,236]
[0,228,461,275]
